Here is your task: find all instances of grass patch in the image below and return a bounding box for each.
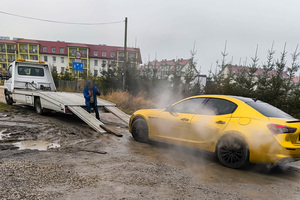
[101,90,154,115]
[0,102,12,112]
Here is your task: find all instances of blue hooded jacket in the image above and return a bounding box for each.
[83,84,101,107]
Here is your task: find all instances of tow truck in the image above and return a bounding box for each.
[2,59,130,133]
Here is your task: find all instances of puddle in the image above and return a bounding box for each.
[0,113,8,117]
[0,129,11,140]
[13,140,60,151]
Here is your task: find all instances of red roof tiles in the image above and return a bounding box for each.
[226,65,289,78]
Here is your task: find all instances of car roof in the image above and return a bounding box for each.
[189,95,257,103]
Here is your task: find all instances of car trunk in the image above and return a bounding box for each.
[268,118,300,145]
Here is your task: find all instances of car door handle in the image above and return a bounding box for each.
[215,120,226,124]
[180,118,189,122]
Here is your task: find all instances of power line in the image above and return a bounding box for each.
[0,10,124,25]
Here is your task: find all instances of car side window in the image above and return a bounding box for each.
[201,98,237,115]
[171,98,206,114]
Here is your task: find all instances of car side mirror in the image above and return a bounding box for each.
[165,105,173,112]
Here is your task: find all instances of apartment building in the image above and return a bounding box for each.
[0,37,142,77]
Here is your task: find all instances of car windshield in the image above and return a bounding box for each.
[247,101,294,119]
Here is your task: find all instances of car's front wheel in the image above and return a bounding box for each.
[131,118,149,143]
[4,90,13,105]
[216,135,249,169]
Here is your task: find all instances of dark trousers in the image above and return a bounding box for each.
[87,103,100,120]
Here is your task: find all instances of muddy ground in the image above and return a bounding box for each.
[0,88,300,200]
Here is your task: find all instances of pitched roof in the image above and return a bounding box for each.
[0,39,16,44]
[17,39,39,44]
[226,65,289,78]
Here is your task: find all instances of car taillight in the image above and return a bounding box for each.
[267,124,297,134]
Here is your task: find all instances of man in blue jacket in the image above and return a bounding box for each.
[83,80,101,120]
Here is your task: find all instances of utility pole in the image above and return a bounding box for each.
[123,17,128,91]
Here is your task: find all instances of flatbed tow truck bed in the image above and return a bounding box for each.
[13,89,130,133]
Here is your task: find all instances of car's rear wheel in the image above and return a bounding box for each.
[131,118,149,143]
[216,136,249,169]
[5,90,13,105]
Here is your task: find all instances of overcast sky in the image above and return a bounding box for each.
[1,0,300,74]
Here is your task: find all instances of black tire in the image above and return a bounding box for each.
[131,118,149,143]
[216,135,249,169]
[4,90,13,105]
[34,98,44,115]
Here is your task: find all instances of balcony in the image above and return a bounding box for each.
[20,49,28,53]
[0,58,6,62]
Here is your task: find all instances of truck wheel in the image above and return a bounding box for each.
[4,90,13,105]
[131,118,149,143]
[34,98,43,115]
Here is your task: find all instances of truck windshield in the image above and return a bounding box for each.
[18,66,44,77]
[247,101,294,119]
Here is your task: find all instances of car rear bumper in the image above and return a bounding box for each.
[250,144,300,164]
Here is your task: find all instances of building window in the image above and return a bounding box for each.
[32,46,38,53]
[7,45,15,53]
[22,45,28,50]
[110,52,115,57]
[53,56,56,62]
[129,52,136,59]
[94,50,98,56]
[61,57,64,63]
[102,60,106,67]
[44,56,48,62]
[60,48,64,53]
[51,47,56,53]
[42,46,47,52]
[61,67,65,74]
[80,49,87,57]
[102,51,106,57]
[10,55,15,62]
[53,66,57,72]
[32,56,38,60]
[94,70,98,77]
[71,48,76,54]
[94,60,98,66]
[23,55,28,59]
[0,45,5,52]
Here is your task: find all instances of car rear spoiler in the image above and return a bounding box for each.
[286,120,300,123]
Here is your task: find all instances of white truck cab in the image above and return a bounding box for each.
[3,59,56,107]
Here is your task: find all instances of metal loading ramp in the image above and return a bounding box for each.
[104,106,131,125]
[68,106,106,133]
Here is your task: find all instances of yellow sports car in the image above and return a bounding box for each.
[129,95,300,168]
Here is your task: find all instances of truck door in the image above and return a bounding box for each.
[5,65,12,91]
